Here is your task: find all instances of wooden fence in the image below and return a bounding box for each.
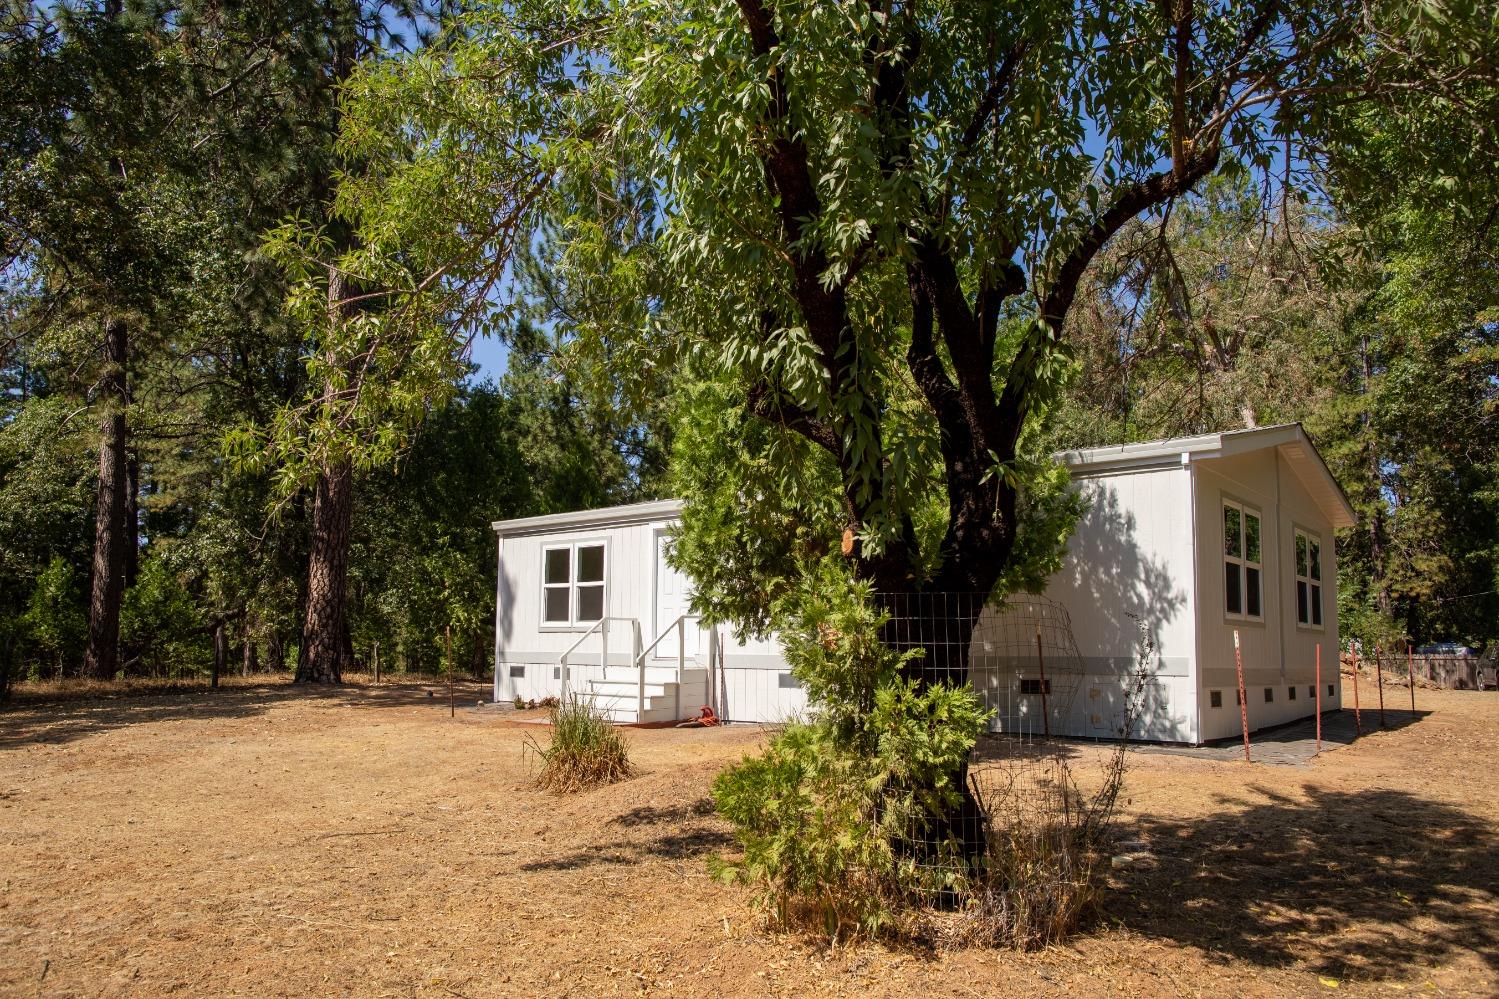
[1406,654,1489,690]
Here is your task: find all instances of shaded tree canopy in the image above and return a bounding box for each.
[316,0,1492,650]
[0,0,659,687]
[4,0,1497,694]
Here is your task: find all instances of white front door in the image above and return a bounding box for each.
[653,530,698,660]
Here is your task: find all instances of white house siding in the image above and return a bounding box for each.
[1273,448,1343,724]
[494,426,1349,740]
[1006,464,1200,743]
[493,510,803,721]
[494,517,668,704]
[715,635,808,724]
[1193,447,1342,742]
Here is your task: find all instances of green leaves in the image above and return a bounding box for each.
[20,556,88,673]
[710,569,991,937]
[665,378,843,636]
[320,0,1492,630]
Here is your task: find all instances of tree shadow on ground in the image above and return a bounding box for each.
[0,681,489,751]
[1112,785,1499,981]
[519,797,732,872]
[970,733,1087,765]
[608,797,718,827]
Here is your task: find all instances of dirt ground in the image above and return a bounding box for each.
[2,680,1495,998]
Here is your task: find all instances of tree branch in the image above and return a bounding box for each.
[1170,0,1193,180]
[1041,142,1222,328]
[958,42,1028,158]
[745,382,841,457]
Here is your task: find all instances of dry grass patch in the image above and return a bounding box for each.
[527,697,638,792]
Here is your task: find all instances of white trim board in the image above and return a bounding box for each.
[492,499,683,537]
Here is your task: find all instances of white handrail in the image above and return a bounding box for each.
[560,616,700,718]
[634,614,700,718]
[558,617,635,701]
[633,613,698,667]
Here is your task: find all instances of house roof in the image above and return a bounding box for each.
[1057,422,1357,529]
[493,424,1357,536]
[490,498,684,537]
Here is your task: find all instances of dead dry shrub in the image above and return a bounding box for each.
[912,637,1144,950]
[526,697,637,793]
[918,743,1128,949]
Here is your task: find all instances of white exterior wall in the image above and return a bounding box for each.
[495,518,664,703]
[713,642,809,720]
[493,426,1349,740]
[493,512,804,722]
[716,630,808,724]
[1192,448,1342,742]
[1028,464,1201,742]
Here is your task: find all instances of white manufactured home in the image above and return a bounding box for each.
[492,423,1355,743]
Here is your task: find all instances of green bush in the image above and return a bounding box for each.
[710,562,991,938]
[712,565,1138,947]
[122,558,208,676]
[712,682,990,938]
[21,556,86,677]
[711,721,894,936]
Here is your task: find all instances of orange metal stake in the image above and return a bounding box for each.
[1315,644,1322,752]
[1407,642,1416,714]
[1351,645,1363,736]
[1234,630,1251,763]
[1375,643,1386,728]
[1035,631,1051,739]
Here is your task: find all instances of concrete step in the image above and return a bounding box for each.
[586,678,678,699]
[593,702,684,724]
[572,686,688,724]
[584,701,684,725]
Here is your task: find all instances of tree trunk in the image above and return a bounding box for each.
[84,316,129,680]
[296,261,357,685]
[0,631,14,702]
[243,631,258,676]
[878,590,989,876]
[267,632,285,673]
[117,452,141,674]
[297,460,353,683]
[124,453,140,587]
[470,630,485,681]
[212,620,227,688]
[1361,334,1391,619]
[288,1,366,687]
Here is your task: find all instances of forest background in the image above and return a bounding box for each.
[2,0,1495,690]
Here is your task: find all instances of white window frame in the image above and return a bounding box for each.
[1223,498,1264,623]
[539,540,608,630]
[1294,527,1325,630]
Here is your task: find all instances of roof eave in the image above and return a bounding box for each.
[1058,423,1357,530]
[490,498,685,537]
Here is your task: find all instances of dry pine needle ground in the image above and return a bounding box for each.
[1,679,1495,997]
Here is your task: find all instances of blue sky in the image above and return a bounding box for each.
[466,334,510,384]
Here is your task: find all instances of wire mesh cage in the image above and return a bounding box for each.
[871,592,1135,920]
[970,595,1087,743]
[875,592,1087,742]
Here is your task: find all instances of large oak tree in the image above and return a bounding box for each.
[325,0,1477,665]
[299,1,1489,859]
